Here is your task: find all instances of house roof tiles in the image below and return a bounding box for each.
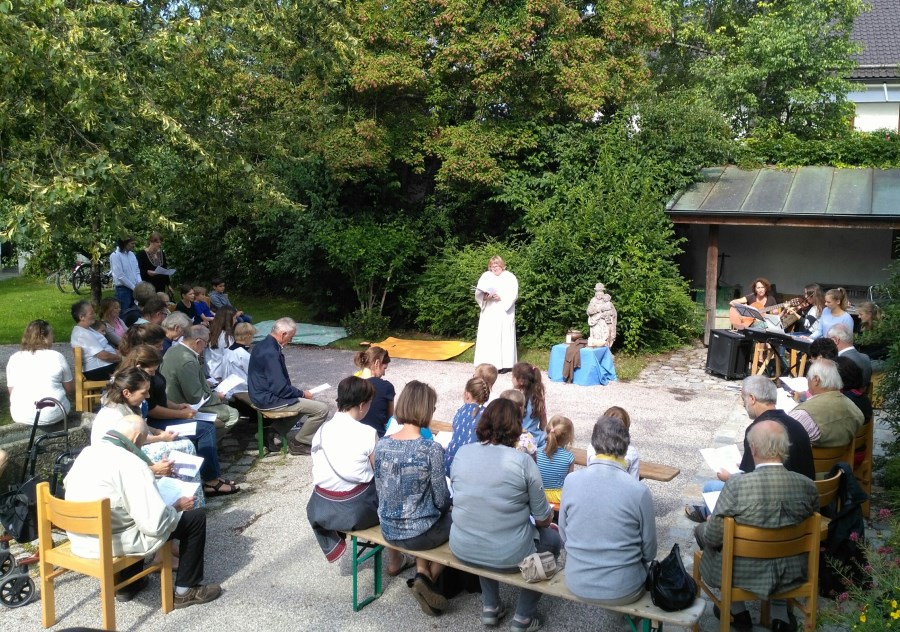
[851,0,900,80]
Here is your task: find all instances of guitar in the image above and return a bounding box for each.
[729,296,809,330]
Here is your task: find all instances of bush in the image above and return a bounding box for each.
[341,308,390,340]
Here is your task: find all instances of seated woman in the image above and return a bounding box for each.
[809,287,854,340]
[7,320,74,427]
[98,297,128,348]
[375,381,451,616]
[450,398,561,632]
[122,344,238,497]
[559,415,657,606]
[162,311,192,353]
[206,306,237,382]
[729,277,777,330]
[354,346,395,437]
[175,284,203,325]
[89,367,206,507]
[70,300,121,381]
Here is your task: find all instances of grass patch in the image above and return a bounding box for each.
[0,276,92,343]
[613,353,652,381]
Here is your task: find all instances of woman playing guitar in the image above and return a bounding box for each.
[729,277,776,330]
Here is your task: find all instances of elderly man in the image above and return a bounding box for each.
[161,324,239,439]
[829,324,872,387]
[685,376,815,523]
[696,420,818,632]
[64,415,221,608]
[248,317,328,455]
[790,358,863,447]
[70,300,121,381]
[110,236,142,310]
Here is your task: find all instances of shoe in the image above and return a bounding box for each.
[510,614,544,632]
[115,575,148,602]
[482,603,508,626]
[498,368,512,374]
[386,552,416,576]
[406,577,441,615]
[771,611,799,632]
[410,572,448,615]
[203,479,240,497]
[713,605,753,632]
[288,438,311,456]
[685,504,707,524]
[263,429,283,453]
[173,583,222,609]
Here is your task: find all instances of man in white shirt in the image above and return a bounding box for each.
[110,236,142,309]
[70,300,120,381]
[65,414,221,607]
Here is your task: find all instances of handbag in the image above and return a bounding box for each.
[645,543,696,611]
[518,551,558,583]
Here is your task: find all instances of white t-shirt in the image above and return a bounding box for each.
[71,326,116,372]
[311,411,377,492]
[7,349,73,425]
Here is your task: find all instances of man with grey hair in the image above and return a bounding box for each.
[790,358,863,447]
[162,311,192,353]
[696,420,818,632]
[161,325,240,453]
[248,317,328,455]
[828,323,872,386]
[64,414,221,608]
[685,375,814,523]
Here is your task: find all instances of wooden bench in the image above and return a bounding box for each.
[231,392,298,457]
[429,421,681,483]
[346,525,704,631]
[72,346,106,413]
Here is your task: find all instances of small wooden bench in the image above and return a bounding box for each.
[231,392,297,457]
[429,421,680,483]
[346,525,704,631]
[72,346,106,413]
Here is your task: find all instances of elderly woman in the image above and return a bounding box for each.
[375,381,451,615]
[450,398,560,632]
[7,320,74,426]
[70,300,121,381]
[473,255,518,373]
[559,415,657,606]
[162,311,192,353]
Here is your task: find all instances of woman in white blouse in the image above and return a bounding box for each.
[7,320,73,426]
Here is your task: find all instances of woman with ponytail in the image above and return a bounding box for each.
[443,377,490,475]
[512,362,548,448]
[537,416,575,504]
[809,287,854,340]
[353,346,395,437]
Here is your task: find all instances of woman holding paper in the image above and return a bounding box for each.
[136,231,172,295]
[89,367,210,506]
[473,255,518,372]
[120,345,237,497]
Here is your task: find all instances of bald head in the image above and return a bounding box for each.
[114,414,148,445]
[748,420,790,464]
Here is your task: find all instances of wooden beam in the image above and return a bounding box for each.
[704,225,719,346]
[669,215,900,230]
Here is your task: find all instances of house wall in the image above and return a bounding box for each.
[854,102,900,132]
[677,224,894,299]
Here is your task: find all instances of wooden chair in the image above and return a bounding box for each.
[853,421,873,519]
[811,443,853,480]
[815,470,842,539]
[693,513,822,632]
[73,346,106,413]
[36,482,173,630]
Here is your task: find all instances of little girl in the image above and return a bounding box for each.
[499,389,537,461]
[512,362,548,448]
[537,416,575,504]
[595,406,640,479]
[443,377,490,476]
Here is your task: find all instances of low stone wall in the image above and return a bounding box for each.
[0,413,92,493]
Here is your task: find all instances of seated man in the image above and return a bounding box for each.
[248,317,328,455]
[64,414,221,608]
[829,324,872,387]
[161,324,239,437]
[70,300,121,381]
[696,420,818,632]
[685,375,815,522]
[790,358,863,448]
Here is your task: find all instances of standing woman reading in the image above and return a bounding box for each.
[474,255,518,373]
[135,231,171,297]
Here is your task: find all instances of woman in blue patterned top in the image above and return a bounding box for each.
[374,380,451,616]
[443,377,489,476]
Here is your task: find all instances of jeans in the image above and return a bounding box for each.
[114,286,134,310]
[480,526,561,621]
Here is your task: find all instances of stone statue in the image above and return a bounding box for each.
[586,282,617,348]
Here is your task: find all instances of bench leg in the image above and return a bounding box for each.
[351,536,383,611]
[257,412,265,458]
[626,616,663,632]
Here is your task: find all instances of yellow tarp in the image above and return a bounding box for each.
[372,337,473,361]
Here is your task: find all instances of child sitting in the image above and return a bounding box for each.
[473,363,499,402]
[499,389,537,461]
[192,286,216,324]
[588,406,640,479]
[210,278,252,323]
[512,362,548,447]
[223,322,256,397]
[443,377,490,475]
[537,416,575,504]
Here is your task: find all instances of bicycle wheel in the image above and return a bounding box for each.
[72,266,88,294]
[55,269,73,293]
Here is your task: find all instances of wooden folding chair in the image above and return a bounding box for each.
[37,482,173,630]
[72,346,106,413]
[853,420,873,518]
[693,513,821,632]
[815,470,842,539]
[811,443,853,480]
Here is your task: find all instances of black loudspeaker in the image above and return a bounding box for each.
[706,329,752,380]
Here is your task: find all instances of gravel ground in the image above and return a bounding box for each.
[0,344,772,631]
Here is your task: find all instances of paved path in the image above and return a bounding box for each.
[1,343,885,631]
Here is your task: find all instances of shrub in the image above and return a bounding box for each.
[341,308,390,341]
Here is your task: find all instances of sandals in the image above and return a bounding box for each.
[386,552,416,576]
[203,479,240,496]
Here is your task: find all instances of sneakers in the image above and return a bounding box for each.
[115,575,148,602]
[481,603,508,627]
[510,614,544,632]
[173,583,222,609]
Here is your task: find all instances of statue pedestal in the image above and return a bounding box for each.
[587,337,608,348]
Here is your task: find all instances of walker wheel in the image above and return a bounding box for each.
[0,575,36,608]
[0,551,14,579]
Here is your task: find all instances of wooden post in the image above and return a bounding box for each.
[704,225,719,346]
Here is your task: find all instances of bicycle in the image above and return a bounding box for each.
[54,255,112,294]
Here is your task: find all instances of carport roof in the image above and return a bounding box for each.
[665,166,900,228]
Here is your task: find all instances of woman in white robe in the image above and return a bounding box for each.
[474,255,518,371]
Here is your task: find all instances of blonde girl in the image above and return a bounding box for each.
[443,377,490,475]
[537,416,575,504]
